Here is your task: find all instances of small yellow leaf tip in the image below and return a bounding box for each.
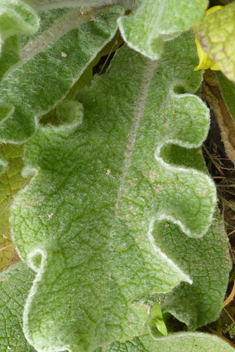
[205,5,223,16]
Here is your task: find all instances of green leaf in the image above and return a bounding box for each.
[148,302,167,336]
[148,303,167,335]
[151,303,163,320]
[105,330,235,352]
[41,32,125,125]
[135,201,231,331]
[0,0,39,80]
[193,2,235,82]
[0,0,39,45]
[155,208,231,330]
[10,31,218,352]
[142,331,235,352]
[0,6,124,143]
[23,0,133,11]
[0,262,36,351]
[0,36,21,82]
[0,101,14,124]
[154,319,167,336]
[148,142,231,329]
[118,0,208,60]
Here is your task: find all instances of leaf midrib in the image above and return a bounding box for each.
[114,59,157,219]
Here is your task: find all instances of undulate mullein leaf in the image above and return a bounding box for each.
[11,32,218,352]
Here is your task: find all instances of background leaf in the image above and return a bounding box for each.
[157,208,231,329]
[132,145,231,329]
[0,0,39,80]
[0,0,39,47]
[0,144,29,273]
[23,0,133,11]
[118,0,208,60]
[193,2,235,82]
[149,137,231,330]
[0,262,36,351]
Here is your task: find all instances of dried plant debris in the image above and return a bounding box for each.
[202,75,235,343]
[202,70,235,165]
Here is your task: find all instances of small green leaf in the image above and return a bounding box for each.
[151,303,163,320]
[193,2,235,82]
[148,303,167,335]
[155,319,167,336]
[148,319,157,326]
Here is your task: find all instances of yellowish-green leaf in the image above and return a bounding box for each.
[151,303,163,320]
[148,304,168,336]
[155,319,167,336]
[193,2,235,82]
[0,144,29,272]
